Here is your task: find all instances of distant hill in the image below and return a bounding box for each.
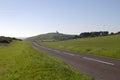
[26,32,75,41]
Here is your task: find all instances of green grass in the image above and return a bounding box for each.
[0,41,92,80]
[38,35,120,59]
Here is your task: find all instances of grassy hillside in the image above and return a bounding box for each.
[26,32,75,41]
[38,34,120,59]
[0,41,92,80]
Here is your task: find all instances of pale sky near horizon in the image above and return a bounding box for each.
[0,0,120,37]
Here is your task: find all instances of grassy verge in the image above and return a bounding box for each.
[38,35,120,59]
[0,41,92,80]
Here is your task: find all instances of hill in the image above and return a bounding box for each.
[26,32,75,41]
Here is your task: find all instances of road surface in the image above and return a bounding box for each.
[31,42,120,80]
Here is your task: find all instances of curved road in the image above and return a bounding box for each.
[31,42,120,80]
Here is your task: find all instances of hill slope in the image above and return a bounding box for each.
[27,32,75,41]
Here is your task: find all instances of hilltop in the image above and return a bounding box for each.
[26,32,75,41]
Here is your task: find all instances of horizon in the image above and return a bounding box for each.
[0,0,120,37]
[2,31,118,38]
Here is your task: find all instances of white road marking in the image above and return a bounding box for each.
[63,52,75,56]
[83,57,115,65]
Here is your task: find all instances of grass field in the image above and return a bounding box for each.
[0,41,92,80]
[38,34,120,59]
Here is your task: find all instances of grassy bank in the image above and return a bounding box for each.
[39,35,120,59]
[0,41,92,80]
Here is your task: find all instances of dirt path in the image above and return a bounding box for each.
[31,42,120,80]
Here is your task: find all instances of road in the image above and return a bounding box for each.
[31,42,120,80]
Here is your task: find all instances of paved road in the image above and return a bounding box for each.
[31,42,120,80]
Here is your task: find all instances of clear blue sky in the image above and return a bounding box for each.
[0,0,120,37]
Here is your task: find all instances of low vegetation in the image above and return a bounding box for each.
[0,41,92,80]
[38,34,120,59]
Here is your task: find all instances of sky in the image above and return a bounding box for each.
[0,0,120,37]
